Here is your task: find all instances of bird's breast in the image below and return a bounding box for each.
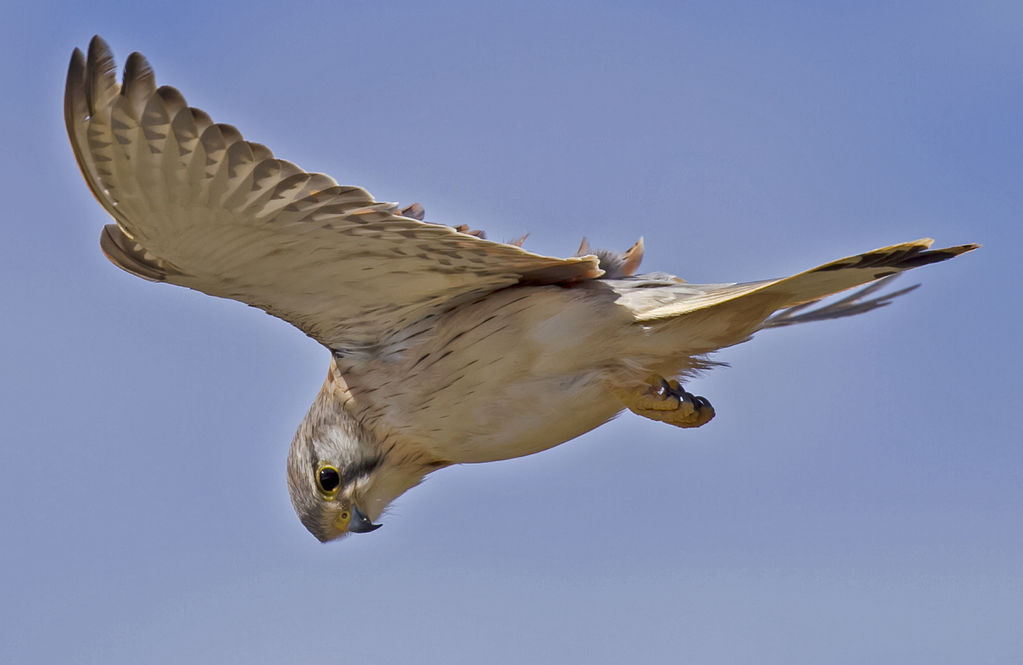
[336,285,633,464]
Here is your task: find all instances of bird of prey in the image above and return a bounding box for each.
[65,37,977,542]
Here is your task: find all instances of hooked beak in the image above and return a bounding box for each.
[348,504,382,533]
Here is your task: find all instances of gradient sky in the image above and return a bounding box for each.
[2,1,1020,663]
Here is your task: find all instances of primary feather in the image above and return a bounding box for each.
[66,36,603,351]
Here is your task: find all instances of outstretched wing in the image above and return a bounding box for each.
[617,238,978,322]
[66,37,602,349]
[604,238,976,359]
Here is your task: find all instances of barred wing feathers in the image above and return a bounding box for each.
[65,37,601,349]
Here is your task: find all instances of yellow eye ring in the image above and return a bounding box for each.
[315,464,342,499]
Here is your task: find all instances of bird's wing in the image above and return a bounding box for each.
[618,238,977,322]
[66,37,602,349]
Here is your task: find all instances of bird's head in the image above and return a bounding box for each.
[285,373,440,542]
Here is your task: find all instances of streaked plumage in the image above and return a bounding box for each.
[66,37,977,542]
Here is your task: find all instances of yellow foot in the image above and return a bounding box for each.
[614,376,715,429]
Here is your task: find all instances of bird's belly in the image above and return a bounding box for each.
[427,373,624,463]
[343,285,633,464]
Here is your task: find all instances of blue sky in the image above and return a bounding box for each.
[2,1,1020,663]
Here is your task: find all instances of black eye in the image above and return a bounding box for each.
[316,465,341,495]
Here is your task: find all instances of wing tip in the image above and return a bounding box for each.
[84,35,119,115]
[905,241,980,269]
[64,46,87,126]
[945,242,981,255]
[99,224,174,282]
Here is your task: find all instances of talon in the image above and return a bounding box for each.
[612,375,715,429]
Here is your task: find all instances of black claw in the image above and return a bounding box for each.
[657,378,712,411]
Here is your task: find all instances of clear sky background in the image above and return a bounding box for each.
[2,1,1020,663]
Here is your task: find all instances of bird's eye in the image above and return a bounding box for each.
[316,464,341,497]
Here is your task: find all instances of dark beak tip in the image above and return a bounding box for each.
[349,520,382,534]
[349,505,383,533]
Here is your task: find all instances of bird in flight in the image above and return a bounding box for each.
[66,36,977,542]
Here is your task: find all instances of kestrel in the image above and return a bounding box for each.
[66,37,977,542]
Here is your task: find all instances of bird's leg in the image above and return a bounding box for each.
[613,375,715,428]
